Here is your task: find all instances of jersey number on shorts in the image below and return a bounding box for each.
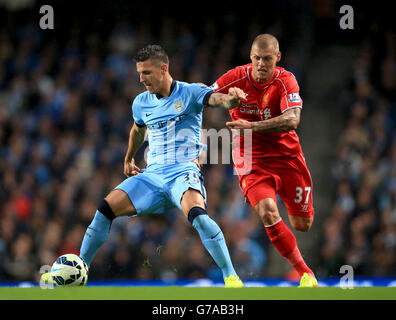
[184,172,200,185]
[294,186,311,204]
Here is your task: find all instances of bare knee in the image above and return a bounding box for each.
[255,198,281,226]
[104,189,136,217]
[180,188,205,218]
[289,216,313,232]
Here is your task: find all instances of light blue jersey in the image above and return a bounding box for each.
[80,79,239,281]
[115,80,214,215]
[132,80,213,168]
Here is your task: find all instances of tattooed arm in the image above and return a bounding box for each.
[208,87,247,110]
[226,108,301,133]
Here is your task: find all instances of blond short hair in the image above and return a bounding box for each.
[252,34,279,54]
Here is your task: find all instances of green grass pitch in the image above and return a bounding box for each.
[1,286,396,300]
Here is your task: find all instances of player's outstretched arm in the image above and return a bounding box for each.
[208,87,247,110]
[226,108,301,133]
[124,123,147,177]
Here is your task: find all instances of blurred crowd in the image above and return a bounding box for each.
[2,1,393,284]
[0,3,309,283]
[318,27,396,277]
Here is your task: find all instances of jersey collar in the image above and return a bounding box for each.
[247,65,279,90]
[155,80,177,99]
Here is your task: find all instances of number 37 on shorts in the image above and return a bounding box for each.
[294,186,312,214]
[294,186,311,204]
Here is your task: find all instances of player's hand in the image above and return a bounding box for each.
[226,119,253,131]
[227,87,247,109]
[124,158,142,177]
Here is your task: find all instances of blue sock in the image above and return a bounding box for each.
[191,212,237,279]
[79,210,111,267]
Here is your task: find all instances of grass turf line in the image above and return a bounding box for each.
[1,287,396,300]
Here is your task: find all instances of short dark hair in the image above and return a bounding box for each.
[134,45,169,65]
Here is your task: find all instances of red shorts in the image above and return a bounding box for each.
[237,152,314,218]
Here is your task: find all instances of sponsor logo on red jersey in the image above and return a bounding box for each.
[214,65,303,159]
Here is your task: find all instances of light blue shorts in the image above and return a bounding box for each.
[114,162,206,216]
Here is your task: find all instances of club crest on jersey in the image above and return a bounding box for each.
[288,93,301,103]
[174,100,183,112]
[262,93,269,106]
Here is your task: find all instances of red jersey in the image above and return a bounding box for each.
[213,64,303,160]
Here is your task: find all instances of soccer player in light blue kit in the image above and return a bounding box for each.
[43,45,246,287]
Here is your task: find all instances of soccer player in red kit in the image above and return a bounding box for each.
[212,34,318,287]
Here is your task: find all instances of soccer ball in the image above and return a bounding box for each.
[51,254,88,287]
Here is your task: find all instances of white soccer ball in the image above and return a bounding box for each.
[51,254,88,287]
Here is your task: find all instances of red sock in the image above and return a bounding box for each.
[265,219,313,277]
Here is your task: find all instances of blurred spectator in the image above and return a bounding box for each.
[319,26,396,277]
